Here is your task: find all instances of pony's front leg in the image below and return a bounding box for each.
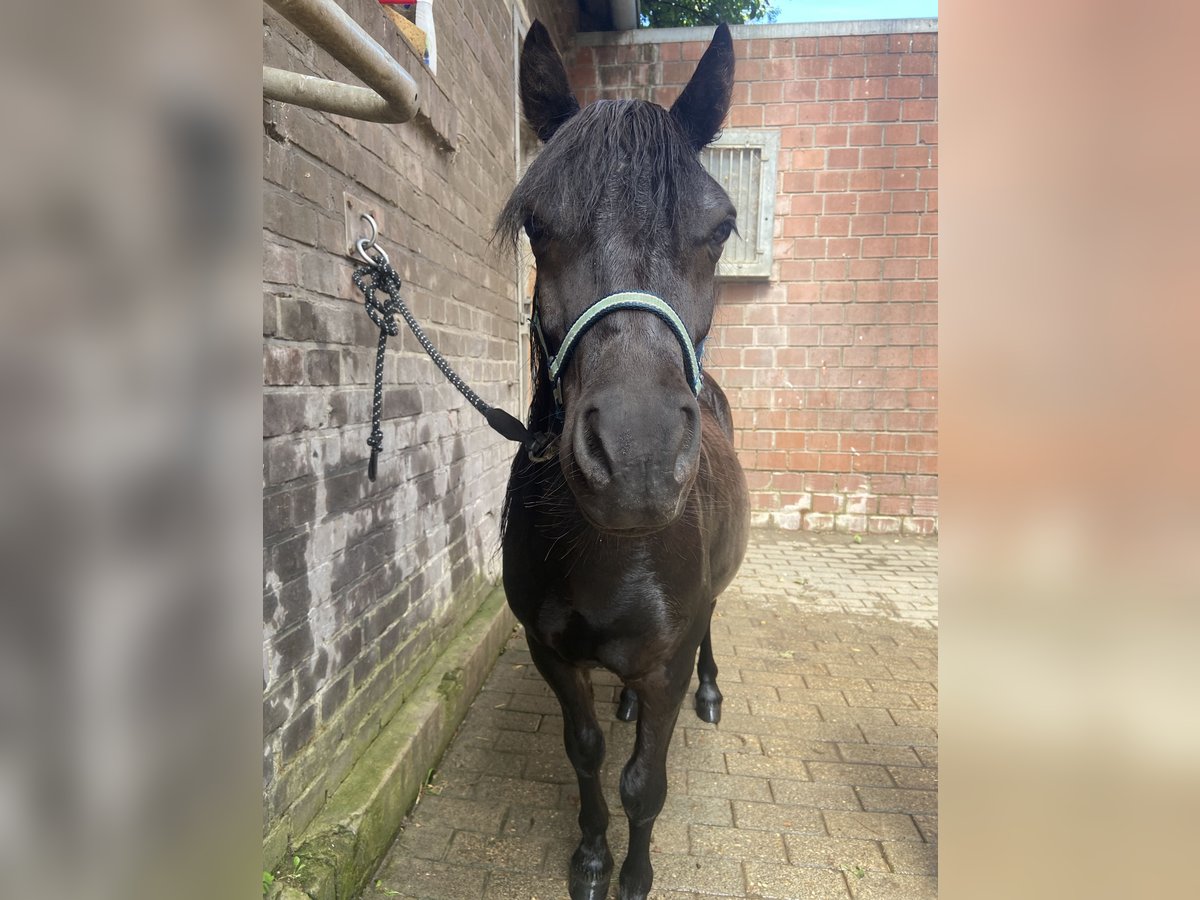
[526,637,613,900]
[617,657,693,900]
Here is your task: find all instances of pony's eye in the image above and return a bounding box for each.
[711,219,735,245]
[524,216,546,243]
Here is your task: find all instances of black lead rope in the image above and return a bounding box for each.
[351,249,555,481]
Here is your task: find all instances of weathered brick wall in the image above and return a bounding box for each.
[566,22,938,534]
[262,0,575,865]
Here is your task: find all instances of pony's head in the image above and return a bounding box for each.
[499,22,736,534]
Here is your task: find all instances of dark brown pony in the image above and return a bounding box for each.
[498,22,749,900]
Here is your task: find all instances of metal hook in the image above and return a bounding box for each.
[355,213,390,267]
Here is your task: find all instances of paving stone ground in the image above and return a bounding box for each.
[365,529,938,899]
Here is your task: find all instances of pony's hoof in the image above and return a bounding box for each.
[695,685,722,724]
[569,873,611,900]
[616,687,638,722]
[569,843,612,900]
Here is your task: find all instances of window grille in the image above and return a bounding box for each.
[700,130,779,280]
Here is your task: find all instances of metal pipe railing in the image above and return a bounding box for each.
[263,0,419,124]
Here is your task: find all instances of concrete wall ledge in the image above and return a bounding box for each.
[265,587,516,900]
[574,18,937,45]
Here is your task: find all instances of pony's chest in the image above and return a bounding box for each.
[531,575,679,673]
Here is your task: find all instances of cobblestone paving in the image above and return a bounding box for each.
[365,530,938,899]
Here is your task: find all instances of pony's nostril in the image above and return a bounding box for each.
[673,406,701,485]
[575,408,614,487]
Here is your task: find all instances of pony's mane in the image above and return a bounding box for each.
[495,99,699,248]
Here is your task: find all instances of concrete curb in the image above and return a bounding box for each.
[270,587,515,900]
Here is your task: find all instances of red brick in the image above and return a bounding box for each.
[814,125,848,146]
[769,38,794,57]
[823,194,857,215]
[849,170,884,192]
[806,307,844,324]
[902,99,937,121]
[884,169,919,191]
[866,54,902,76]
[896,146,933,168]
[849,260,883,280]
[887,77,923,99]
[885,454,919,474]
[862,147,896,168]
[820,326,853,346]
[811,493,841,513]
[849,124,885,146]
[878,346,912,367]
[892,191,926,212]
[875,434,906,452]
[828,148,861,168]
[819,79,853,101]
[815,171,849,192]
[866,100,901,122]
[884,124,919,145]
[783,171,815,193]
[735,59,763,82]
[843,346,877,367]
[833,101,867,123]
[851,215,886,236]
[885,371,920,391]
[814,260,847,281]
[818,453,852,472]
[786,325,819,345]
[794,102,831,124]
[777,269,813,292]
[764,105,797,126]
[787,451,820,470]
[831,55,864,77]
[730,105,764,127]
[750,81,783,103]
[763,58,795,80]
[878,496,912,516]
[827,237,860,258]
[780,126,815,149]
[796,57,831,78]
[901,54,935,76]
[851,78,886,100]
[784,81,819,104]
[786,149,821,171]
[896,236,931,257]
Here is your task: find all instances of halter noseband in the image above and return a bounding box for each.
[531,291,706,411]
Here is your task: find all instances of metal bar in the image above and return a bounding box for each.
[263,66,409,123]
[263,0,418,124]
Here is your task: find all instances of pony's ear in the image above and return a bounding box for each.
[520,21,580,142]
[670,23,735,151]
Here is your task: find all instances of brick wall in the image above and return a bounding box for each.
[261,0,575,866]
[566,22,938,535]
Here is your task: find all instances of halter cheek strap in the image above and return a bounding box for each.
[532,292,706,410]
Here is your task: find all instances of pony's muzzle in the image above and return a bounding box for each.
[568,388,701,532]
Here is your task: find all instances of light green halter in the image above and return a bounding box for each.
[531,291,706,410]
